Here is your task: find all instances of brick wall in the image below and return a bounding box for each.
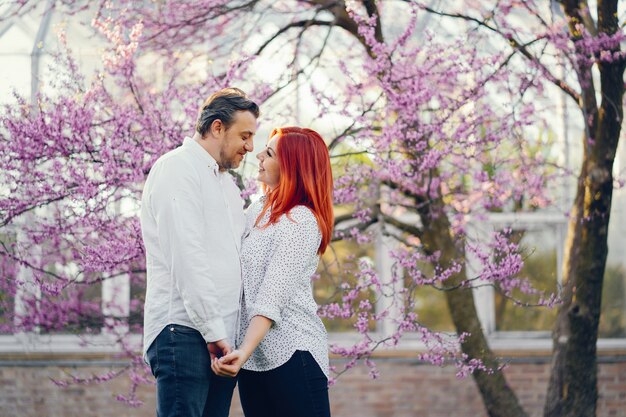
[1,355,625,417]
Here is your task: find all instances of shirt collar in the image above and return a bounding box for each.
[183,136,220,176]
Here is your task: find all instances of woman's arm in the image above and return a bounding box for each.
[211,315,272,377]
[212,207,321,378]
[246,208,321,323]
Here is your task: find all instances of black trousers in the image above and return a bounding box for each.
[238,350,331,417]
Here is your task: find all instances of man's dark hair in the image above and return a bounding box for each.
[196,87,260,137]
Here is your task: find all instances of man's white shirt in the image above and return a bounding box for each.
[140,137,245,361]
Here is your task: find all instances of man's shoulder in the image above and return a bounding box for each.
[150,145,198,177]
[154,144,190,166]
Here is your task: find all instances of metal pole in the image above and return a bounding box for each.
[30,0,55,109]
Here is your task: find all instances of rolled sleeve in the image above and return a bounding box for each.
[248,303,282,324]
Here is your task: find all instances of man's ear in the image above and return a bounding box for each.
[210,119,224,138]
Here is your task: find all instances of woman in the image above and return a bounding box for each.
[211,127,333,417]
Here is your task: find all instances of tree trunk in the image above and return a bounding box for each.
[544,2,625,416]
[421,198,528,417]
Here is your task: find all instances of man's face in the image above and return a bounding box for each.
[218,110,257,170]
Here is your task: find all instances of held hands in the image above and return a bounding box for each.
[211,316,272,378]
[211,349,249,378]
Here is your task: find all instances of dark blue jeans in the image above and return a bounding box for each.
[238,350,331,417]
[146,324,237,417]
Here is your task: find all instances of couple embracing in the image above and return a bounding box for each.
[140,88,333,417]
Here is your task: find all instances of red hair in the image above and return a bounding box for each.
[256,127,334,254]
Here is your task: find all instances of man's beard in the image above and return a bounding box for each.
[219,148,239,170]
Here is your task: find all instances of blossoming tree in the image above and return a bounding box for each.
[0,1,623,417]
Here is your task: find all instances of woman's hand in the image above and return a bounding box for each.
[211,349,247,378]
[211,315,272,377]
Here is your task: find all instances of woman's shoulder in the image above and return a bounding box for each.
[273,206,321,250]
[286,205,316,220]
[279,205,319,231]
[246,196,266,215]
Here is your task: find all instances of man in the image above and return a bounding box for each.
[140,88,259,417]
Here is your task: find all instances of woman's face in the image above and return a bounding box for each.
[256,134,281,190]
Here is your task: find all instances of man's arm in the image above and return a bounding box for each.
[150,158,227,343]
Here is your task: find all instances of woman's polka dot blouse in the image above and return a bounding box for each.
[237,198,329,378]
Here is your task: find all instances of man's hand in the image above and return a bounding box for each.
[207,339,232,362]
[211,349,247,378]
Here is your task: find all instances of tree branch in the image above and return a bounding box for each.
[418,3,582,106]
[254,19,334,56]
[380,213,423,239]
